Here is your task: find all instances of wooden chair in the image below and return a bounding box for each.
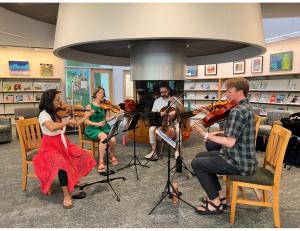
[78,123,98,158]
[226,124,291,228]
[16,117,42,192]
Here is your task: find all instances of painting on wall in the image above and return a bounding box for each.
[270,51,293,71]
[186,66,198,77]
[233,61,245,74]
[251,56,263,73]
[205,64,217,75]
[8,61,30,75]
[40,63,53,76]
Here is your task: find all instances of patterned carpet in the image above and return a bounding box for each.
[0,129,299,228]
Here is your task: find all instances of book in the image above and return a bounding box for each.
[21,83,32,91]
[14,83,22,91]
[251,92,261,102]
[249,81,261,90]
[33,83,43,91]
[3,83,12,91]
[23,94,33,102]
[155,128,176,150]
[15,94,23,102]
[269,95,276,103]
[277,95,285,103]
[35,93,42,102]
[5,95,14,103]
[290,95,299,104]
[260,93,269,102]
[260,81,268,90]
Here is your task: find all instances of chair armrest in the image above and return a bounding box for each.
[0,117,11,126]
[260,117,268,125]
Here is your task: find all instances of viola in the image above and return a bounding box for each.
[56,104,96,119]
[156,105,177,140]
[182,100,237,139]
[99,99,121,113]
[124,99,136,112]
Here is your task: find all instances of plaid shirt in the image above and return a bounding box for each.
[220,99,257,175]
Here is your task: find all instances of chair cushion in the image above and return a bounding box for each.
[258,125,272,136]
[0,125,10,132]
[229,167,274,186]
[26,150,38,161]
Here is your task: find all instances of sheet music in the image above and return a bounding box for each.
[155,128,176,150]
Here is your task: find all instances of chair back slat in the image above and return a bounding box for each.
[264,124,291,185]
[255,115,261,143]
[16,118,42,152]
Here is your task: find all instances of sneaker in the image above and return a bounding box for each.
[145,151,157,159]
[175,151,179,159]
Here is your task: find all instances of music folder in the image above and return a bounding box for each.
[155,128,176,150]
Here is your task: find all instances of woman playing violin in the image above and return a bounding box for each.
[33,89,96,209]
[191,77,257,216]
[84,87,122,172]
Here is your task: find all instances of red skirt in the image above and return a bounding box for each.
[33,134,96,194]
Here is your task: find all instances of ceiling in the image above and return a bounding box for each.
[0,3,300,42]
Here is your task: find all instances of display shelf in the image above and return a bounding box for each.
[0,90,44,93]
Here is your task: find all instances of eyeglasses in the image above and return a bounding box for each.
[160,90,168,94]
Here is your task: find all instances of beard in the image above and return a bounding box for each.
[162,95,169,99]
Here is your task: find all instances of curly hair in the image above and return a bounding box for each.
[39,89,60,122]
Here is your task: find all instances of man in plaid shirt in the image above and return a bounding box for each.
[191,77,257,215]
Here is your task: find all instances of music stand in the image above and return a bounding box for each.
[170,111,195,177]
[148,128,195,215]
[78,114,126,201]
[117,113,150,180]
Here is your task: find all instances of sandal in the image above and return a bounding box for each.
[200,197,228,209]
[109,154,119,166]
[97,162,106,173]
[195,200,223,215]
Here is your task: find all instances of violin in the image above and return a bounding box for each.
[56,104,96,119]
[182,100,237,140]
[156,104,177,141]
[99,99,121,113]
[124,99,136,112]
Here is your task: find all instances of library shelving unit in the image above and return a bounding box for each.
[184,73,300,117]
[0,76,61,122]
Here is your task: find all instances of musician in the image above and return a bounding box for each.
[145,85,185,159]
[191,77,257,215]
[84,87,122,172]
[33,89,96,209]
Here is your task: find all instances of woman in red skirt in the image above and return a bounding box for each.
[33,89,96,209]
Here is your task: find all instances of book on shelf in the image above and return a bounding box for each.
[14,83,22,91]
[23,94,33,102]
[21,83,32,91]
[15,94,23,102]
[276,94,285,103]
[35,93,42,102]
[3,83,12,91]
[260,81,268,90]
[33,83,43,91]
[251,92,261,102]
[260,93,269,103]
[4,95,14,103]
[249,81,261,90]
[289,95,299,104]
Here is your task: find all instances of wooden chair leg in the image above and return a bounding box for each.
[21,163,28,191]
[92,144,96,158]
[229,182,238,224]
[226,176,231,202]
[80,141,84,149]
[273,188,281,228]
[263,190,269,202]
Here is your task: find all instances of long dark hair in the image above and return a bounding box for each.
[39,89,60,122]
[92,87,106,99]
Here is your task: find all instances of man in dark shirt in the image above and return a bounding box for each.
[191,77,256,215]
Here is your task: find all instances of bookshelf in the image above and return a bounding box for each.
[0,77,61,122]
[184,74,300,116]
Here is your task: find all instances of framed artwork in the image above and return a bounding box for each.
[205,64,217,75]
[186,66,198,77]
[270,51,293,71]
[233,61,245,74]
[251,56,263,73]
[8,61,30,75]
[40,63,53,76]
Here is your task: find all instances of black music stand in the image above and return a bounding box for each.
[117,113,150,180]
[148,128,195,215]
[170,111,195,177]
[78,114,126,201]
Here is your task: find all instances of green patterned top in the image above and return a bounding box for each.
[84,103,111,141]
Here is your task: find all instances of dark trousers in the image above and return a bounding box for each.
[205,140,222,152]
[58,170,68,187]
[191,151,239,200]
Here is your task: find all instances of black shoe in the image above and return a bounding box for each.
[72,191,86,199]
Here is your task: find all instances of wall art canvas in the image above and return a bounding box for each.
[251,56,263,73]
[40,63,53,76]
[270,51,293,71]
[233,61,245,74]
[8,61,29,75]
[205,64,217,75]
